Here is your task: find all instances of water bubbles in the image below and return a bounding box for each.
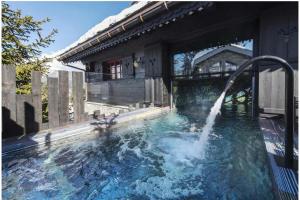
[2,92,274,199]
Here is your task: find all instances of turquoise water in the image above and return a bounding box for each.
[2,87,274,200]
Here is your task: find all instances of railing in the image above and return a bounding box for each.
[85,72,104,83]
[85,72,145,83]
[172,70,252,80]
[224,55,295,169]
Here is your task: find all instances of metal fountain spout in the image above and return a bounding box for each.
[224,55,295,169]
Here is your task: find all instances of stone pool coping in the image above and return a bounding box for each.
[3,106,170,155]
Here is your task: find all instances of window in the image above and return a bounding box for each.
[209,62,221,73]
[103,60,123,80]
[225,61,237,71]
[110,62,122,79]
[89,62,96,72]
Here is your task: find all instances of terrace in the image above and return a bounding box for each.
[2,1,298,199]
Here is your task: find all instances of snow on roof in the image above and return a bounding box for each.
[191,44,253,67]
[54,1,150,58]
[39,52,85,79]
[47,58,85,78]
[42,2,150,77]
[191,47,216,67]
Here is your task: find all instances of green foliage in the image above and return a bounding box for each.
[2,2,57,65]
[41,85,48,122]
[15,58,50,94]
[2,2,57,121]
[180,51,197,75]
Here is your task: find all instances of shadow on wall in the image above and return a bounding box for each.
[25,103,39,135]
[2,107,23,138]
[3,102,40,138]
[2,103,52,154]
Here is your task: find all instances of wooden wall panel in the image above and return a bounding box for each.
[2,65,17,137]
[58,71,69,126]
[48,77,59,128]
[259,4,298,114]
[72,72,84,123]
[154,77,163,106]
[135,56,146,78]
[144,44,163,77]
[122,56,134,78]
[16,94,38,135]
[144,78,152,103]
[31,71,42,130]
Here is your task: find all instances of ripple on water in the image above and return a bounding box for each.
[2,96,274,200]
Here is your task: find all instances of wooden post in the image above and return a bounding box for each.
[72,72,84,123]
[48,77,59,128]
[31,71,42,131]
[170,80,173,109]
[154,77,163,106]
[151,78,155,104]
[2,65,17,137]
[144,78,151,103]
[58,71,69,126]
[16,94,38,135]
[16,95,26,135]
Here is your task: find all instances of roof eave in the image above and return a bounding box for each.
[58,1,177,62]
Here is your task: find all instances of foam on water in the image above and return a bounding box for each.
[128,92,227,199]
[155,92,226,165]
[2,91,274,199]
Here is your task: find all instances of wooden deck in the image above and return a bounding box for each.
[259,114,298,200]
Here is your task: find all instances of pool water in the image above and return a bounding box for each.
[2,88,274,200]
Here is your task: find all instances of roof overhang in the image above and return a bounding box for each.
[58,2,213,63]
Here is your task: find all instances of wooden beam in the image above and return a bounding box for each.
[72,72,84,123]
[48,77,59,128]
[2,65,16,121]
[16,94,38,135]
[2,65,17,137]
[31,71,42,131]
[58,71,69,126]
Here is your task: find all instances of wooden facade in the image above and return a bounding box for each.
[59,2,298,114]
[192,46,252,75]
[258,3,298,114]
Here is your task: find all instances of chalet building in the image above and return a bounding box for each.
[192,45,253,75]
[58,1,298,114]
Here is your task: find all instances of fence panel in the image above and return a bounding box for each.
[32,71,42,130]
[58,71,69,126]
[72,72,84,122]
[2,65,17,137]
[16,94,39,134]
[2,68,87,138]
[48,77,59,128]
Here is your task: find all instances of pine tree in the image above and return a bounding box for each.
[2,2,57,65]
[2,2,57,121]
[2,2,57,91]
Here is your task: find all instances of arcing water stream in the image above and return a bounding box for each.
[195,92,226,154]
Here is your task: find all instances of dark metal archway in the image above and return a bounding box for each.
[225,55,295,169]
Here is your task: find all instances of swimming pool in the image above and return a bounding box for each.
[2,89,274,199]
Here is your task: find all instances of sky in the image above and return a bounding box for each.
[8,1,131,56]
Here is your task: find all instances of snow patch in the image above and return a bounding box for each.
[55,1,150,58]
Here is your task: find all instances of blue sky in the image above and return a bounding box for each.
[8,1,131,55]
